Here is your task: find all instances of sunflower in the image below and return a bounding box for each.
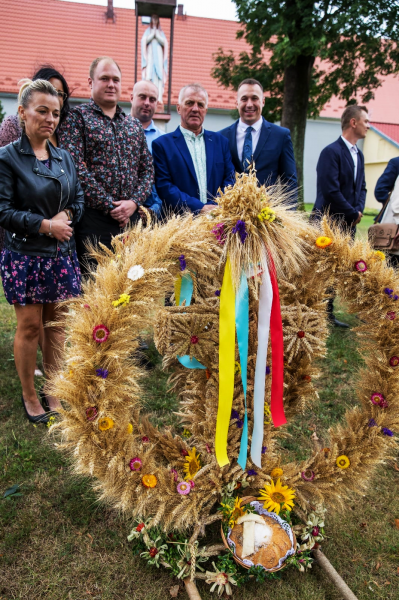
[258,478,295,515]
[222,497,247,527]
[183,447,201,481]
[315,236,332,248]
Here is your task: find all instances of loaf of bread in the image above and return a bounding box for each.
[230,513,292,569]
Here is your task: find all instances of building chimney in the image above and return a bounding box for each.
[177,4,184,16]
[105,0,115,22]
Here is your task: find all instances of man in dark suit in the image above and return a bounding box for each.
[219,78,297,199]
[314,104,370,326]
[152,83,235,215]
[375,157,399,204]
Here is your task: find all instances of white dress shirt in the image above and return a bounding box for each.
[341,135,358,182]
[237,117,263,163]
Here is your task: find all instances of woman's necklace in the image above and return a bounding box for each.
[35,144,49,160]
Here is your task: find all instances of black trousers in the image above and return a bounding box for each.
[75,207,139,274]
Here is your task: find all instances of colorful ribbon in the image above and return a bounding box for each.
[177,355,206,369]
[251,262,274,467]
[175,272,193,307]
[215,257,236,467]
[235,271,249,470]
[268,258,286,428]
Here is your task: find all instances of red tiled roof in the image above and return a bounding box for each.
[0,0,398,124]
[0,0,249,110]
[372,122,399,145]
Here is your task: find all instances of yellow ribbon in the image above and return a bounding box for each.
[215,257,236,467]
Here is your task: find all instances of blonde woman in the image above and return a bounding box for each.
[0,79,84,423]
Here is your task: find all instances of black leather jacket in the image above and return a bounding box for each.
[0,134,84,257]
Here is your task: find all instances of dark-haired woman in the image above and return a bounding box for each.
[0,65,70,148]
[0,79,84,423]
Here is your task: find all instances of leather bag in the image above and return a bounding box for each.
[368,192,399,250]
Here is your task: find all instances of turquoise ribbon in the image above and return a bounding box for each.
[179,273,193,307]
[178,272,205,369]
[177,355,206,369]
[235,271,249,470]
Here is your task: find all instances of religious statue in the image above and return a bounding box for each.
[141,14,168,110]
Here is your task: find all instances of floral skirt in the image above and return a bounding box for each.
[0,248,81,305]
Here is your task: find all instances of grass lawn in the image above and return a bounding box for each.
[1,291,399,600]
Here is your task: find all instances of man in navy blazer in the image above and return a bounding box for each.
[375,157,399,204]
[219,78,297,199]
[152,83,235,215]
[314,105,370,326]
[314,105,369,229]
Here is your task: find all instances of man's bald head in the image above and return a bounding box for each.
[131,80,158,127]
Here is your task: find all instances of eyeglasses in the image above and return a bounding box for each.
[56,91,67,101]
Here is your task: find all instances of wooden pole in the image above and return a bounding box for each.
[183,577,202,600]
[313,549,359,600]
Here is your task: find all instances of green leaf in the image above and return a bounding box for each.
[3,484,22,499]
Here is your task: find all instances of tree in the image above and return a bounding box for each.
[212,0,399,207]
[0,99,5,124]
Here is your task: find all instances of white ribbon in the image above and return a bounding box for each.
[250,263,273,468]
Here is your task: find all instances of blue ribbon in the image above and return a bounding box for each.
[177,355,206,369]
[235,271,249,470]
[179,273,193,307]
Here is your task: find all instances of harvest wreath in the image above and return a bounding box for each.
[49,172,399,598]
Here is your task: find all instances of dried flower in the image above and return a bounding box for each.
[86,406,98,421]
[92,324,110,343]
[190,335,199,344]
[83,303,90,309]
[149,547,158,558]
[112,293,130,307]
[315,236,332,248]
[236,419,243,428]
[297,330,305,338]
[371,392,387,407]
[336,455,350,469]
[177,481,191,495]
[95,368,109,379]
[231,409,240,420]
[271,468,284,478]
[127,265,145,281]
[232,219,247,243]
[181,448,189,457]
[206,368,211,379]
[205,563,237,596]
[98,417,114,431]
[170,468,178,481]
[354,260,367,272]
[178,254,186,271]
[129,457,142,471]
[265,365,271,375]
[127,423,133,434]
[373,250,385,260]
[189,480,195,488]
[142,474,157,488]
[247,469,257,477]
[302,374,311,382]
[234,361,241,375]
[182,428,191,438]
[211,223,226,245]
[301,469,315,481]
[384,288,394,295]
[389,356,399,367]
[214,289,221,297]
[382,427,394,436]
[386,311,396,320]
[368,418,377,427]
[258,206,276,223]
[136,523,145,532]
[262,446,267,454]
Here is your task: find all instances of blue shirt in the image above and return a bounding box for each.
[142,120,164,217]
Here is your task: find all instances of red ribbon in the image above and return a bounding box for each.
[268,258,286,427]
